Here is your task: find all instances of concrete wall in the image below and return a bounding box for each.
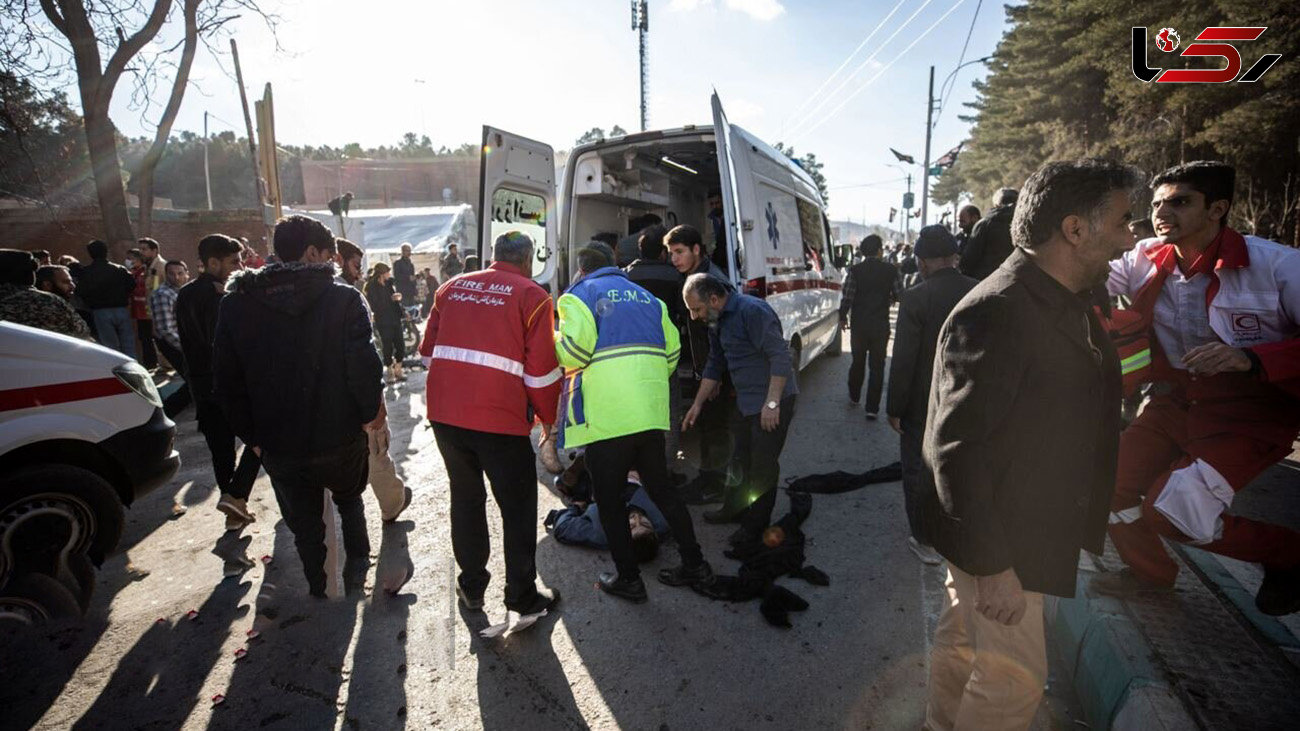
[301,157,479,209]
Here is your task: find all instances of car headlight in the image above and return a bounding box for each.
[113,362,162,409]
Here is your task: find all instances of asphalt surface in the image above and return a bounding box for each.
[0,330,1083,730]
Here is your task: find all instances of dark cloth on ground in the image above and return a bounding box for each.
[783,461,903,494]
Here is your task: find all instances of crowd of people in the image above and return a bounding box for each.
[1,155,1297,730]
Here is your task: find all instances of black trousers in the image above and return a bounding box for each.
[696,386,736,489]
[135,318,158,368]
[898,415,938,545]
[261,434,370,595]
[730,396,796,535]
[848,323,890,411]
[154,339,192,417]
[196,399,262,500]
[432,421,539,610]
[585,430,704,579]
[376,320,405,365]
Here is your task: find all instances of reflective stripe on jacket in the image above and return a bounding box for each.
[555,267,680,448]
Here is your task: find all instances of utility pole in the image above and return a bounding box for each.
[231,39,272,253]
[203,111,213,210]
[921,65,935,227]
[632,1,649,132]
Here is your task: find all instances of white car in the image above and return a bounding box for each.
[0,322,180,623]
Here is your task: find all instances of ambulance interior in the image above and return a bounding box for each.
[563,134,730,288]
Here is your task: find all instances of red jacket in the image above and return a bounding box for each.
[419,262,561,435]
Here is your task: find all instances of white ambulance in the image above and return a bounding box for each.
[476,93,844,367]
[0,322,180,623]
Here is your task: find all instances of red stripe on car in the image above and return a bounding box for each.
[0,377,132,412]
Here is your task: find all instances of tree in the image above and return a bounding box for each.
[574,125,629,146]
[0,71,92,206]
[774,142,830,205]
[3,1,277,256]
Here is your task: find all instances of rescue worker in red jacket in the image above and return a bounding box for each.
[1098,161,1300,615]
[419,231,562,619]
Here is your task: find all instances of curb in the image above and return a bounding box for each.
[1045,571,1196,731]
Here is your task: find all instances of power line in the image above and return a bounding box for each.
[783,0,908,133]
[933,0,983,128]
[791,0,967,143]
[784,0,937,140]
[830,176,908,190]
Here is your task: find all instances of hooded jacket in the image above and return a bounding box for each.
[212,262,384,458]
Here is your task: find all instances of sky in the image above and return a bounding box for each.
[98,0,1011,226]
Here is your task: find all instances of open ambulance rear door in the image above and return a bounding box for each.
[478,126,558,288]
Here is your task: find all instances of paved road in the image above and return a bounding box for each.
[0,331,1082,730]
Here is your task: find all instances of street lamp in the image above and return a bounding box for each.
[922,56,993,227]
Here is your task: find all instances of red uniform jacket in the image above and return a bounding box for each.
[419,261,561,435]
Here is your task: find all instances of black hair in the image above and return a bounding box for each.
[0,249,38,286]
[86,239,108,260]
[164,259,188,272]
[126,248,143,261]
[859,234,882,257]
[1012,159,1144,250]
[274,214,336,262]
[35,264,66,289]
[464,254,480,272]
[629,213,662,236]
[592,232,619,248]
[1151,161,1235,224]
[959,204,982,220]
[577,241,615,273]
[138,237,160,252]
[336,238,363,263]
[29,249,50,260]
[638,224,667,260]
[664,224,704,254]
[630,516,660,563]
[197,233,244,265]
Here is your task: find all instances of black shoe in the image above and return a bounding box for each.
[658,561,713,587]
[507,587,560,615]
[598,573,648,603]
[456,584,485,611]
[1089,567,1174,598]
[703,505,745,524]
[1256,565,1300,616]
[343,557,370,598]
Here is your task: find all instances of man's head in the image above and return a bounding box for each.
[198,233,246,283]
[638,224,668,261]
[958,205,982,233]
[0,249,38,287]
[859,234,883,258]
[86,239,109,261]
[29,249,51,266]
[400,243,412,258]
[913,225,961,278]
[629,213,662,236]
[992,188,1019,209]
[138,237,160,263]
[592,232,619,250]
[629,507,660,563]
[35,265,74,299]
[1127,218,1156,243]
[125,248,143,269]
[448,243,459,256]
[1149,161,1235,246]
[707,187,723,212]
[492,231,534,270]
[665,224,705,274]
[576,240,615,275]
[273,215,336,263]
[682,271,729,325]
[335,238,364,284]
[464,255,480,272]
[164,260,190,288]
[1012,159,1144,289]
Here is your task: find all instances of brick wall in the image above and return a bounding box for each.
[300,157,480,209]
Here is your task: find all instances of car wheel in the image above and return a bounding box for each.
[0,573,82,625]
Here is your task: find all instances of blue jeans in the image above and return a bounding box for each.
[92,307,136,359]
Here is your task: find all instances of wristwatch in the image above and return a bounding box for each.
[764,400,779,410]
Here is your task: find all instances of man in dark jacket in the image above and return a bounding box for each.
[393,243,418,302]
[77,240,137,357]
[886,226,976,567]
[954,204,981,253]
[213,216,386,597]
[177,234,263,532]
[923,160,1139,729]
[958,188,1018,280]
[839,234,897,418]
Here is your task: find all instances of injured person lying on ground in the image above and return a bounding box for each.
[545,462,669,563]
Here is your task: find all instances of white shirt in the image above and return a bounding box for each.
[1152,268,1216,369]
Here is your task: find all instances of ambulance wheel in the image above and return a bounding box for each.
[0,573,82,625]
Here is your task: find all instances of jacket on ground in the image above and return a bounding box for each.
[212,262,384,458]
[555,267,680,449]
[418,261,561,436]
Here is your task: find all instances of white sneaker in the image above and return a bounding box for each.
[908,537,944,566]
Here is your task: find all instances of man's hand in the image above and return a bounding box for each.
[1182,342,1251,376]
[888,416,903,434]
[839,316,849,332]
[683,402,703,431]
[703,380,721,401]
[364,401,388,433]
[760,404,780,432]
[975,568,1027,626]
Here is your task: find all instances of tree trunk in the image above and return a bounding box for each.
[135,0,200,238]
[137,166,156,236]
[83,103,135,259]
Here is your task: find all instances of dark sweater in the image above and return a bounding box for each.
[76,259,135,309]
[175,272,226,401]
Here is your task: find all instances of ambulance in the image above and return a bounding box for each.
[476,93,844,367]
[0,322,180,623]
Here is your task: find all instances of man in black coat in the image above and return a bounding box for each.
[839,234,897,418]
[885,225,976,567]
[923,160,1139,729]
[393,243,418,303]
[213,215,386,598]
[958,188,1018,280]
[77,240,138,357]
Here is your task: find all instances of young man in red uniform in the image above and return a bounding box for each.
[1100,161,1300,614]
[419,231,562,617]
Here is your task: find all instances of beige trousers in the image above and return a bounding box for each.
[924,565,1047,731]
[368,425,407,521]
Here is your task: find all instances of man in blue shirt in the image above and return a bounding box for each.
[545,473,670,561]
[682,273,798,546]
